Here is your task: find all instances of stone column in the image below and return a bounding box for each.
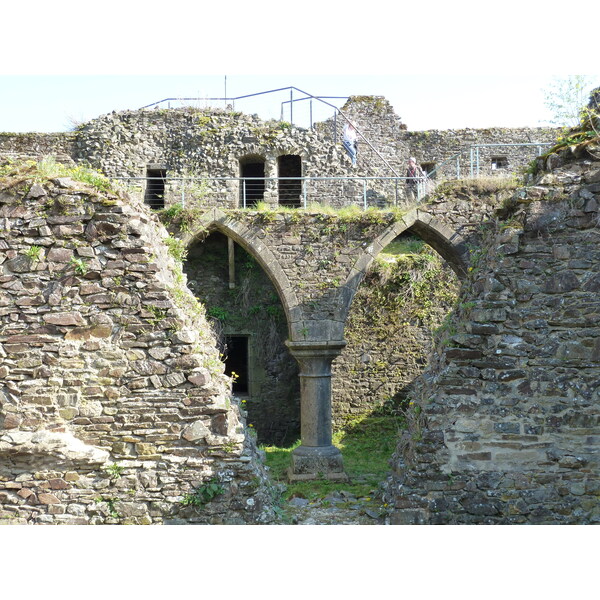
[285,340,348,481]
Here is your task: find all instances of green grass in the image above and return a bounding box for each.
[380,236,426,258]
[261,413,404,501]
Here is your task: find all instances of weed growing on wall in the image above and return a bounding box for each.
[180,478,225,508]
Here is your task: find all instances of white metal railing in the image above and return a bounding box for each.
[426,143,552,181]
[112,175,430,210]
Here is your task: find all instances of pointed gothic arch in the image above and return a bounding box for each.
[334,208,469,326]
[182,208,302,338]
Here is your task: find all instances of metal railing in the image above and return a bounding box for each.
[468,143,548,177]
[426,142,552,181]
[141,86,401,179]
[113,175,430,211]
[141,86,348,131]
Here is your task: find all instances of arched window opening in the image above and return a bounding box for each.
[277,154,302,208]
[144,165,166,209]
[183,231,300,446]
[239,156,266,207]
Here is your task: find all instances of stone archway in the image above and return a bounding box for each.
[183,208,301,337]
[181,207,469,481]
[334,208,469,328]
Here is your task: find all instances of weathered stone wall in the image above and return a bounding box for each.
[401,127,559,180]
[0,133,76,165]
[0,96,561,211]
[332,244,459,425]
[0,163,277,524]
[317,96,560,186]
[71,107,370,210]
[382,141,600,524]
[316,95,410,177]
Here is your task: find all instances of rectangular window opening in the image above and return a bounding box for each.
[491,156,509,170]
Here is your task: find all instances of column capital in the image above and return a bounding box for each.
[285,339,346,360]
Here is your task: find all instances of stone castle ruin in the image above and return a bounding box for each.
[0,91,598,524]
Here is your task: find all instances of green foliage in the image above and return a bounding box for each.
[1,157,115,197]
[207,306,230,322]
[23,245,42,262]
[161,202,185,221]
[543,129,599,157]
[94,496,119,518]
[431,177,519,199]
[146,305,168,325]
[542,75,596,128]
[37,156,113,192]
[69,256,88,275]
[105,463,124,480]
[181,478,225,507]
[358,236,458,330]
[163,235,188,262]
[158,202,206,234]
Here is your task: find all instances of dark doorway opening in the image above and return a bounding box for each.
[277,155,302,208]
[225,336,249,394]
[145,167,166,209]
[239,158,265,207]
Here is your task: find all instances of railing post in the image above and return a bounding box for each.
[243,179,246,209]
[363,179,367,210]
[333,112,337,144]
[303,177,308,208]
[470,147,474,178]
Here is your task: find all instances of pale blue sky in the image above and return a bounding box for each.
[2,1,599,135]
[1,74,599,134]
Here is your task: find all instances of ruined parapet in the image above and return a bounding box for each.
[71,107,363,210]
[0,98,565,212]
[0,132,76,166]
[402,126,560,182]
[382,134,600,524]
[0,161,277,524]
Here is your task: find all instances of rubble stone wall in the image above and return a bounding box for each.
[0,167,276,524]
[383,143,600,524]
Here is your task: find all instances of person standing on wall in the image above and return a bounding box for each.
[343,121,358,166]
[406,156,425,201]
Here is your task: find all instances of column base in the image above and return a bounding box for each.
[287,445,349,482]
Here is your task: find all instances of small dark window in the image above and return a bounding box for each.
[145,168,166,209]
[224,336,249,394]
[491,156,508,170]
